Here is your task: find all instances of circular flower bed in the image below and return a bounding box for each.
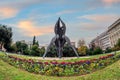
[1,53,120,76]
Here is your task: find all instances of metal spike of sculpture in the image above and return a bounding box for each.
[43,18,79,58]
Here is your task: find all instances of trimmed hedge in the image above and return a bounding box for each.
[1,53,120,76]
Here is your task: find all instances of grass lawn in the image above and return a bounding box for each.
[0,51,120,80]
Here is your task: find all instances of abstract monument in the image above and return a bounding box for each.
[43,18,79,58]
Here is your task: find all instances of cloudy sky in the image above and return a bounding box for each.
[0,0,120,46]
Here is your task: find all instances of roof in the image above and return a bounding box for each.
[108,18,120,31]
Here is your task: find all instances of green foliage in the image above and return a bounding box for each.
[16,41,22,52]
[15,41,28,54]
[5,44,17,52]
[78,46,88,56]
[44,44,77,57]
[105,47,112,53]
[113,38,120,51]
[116,38,120,47]
[93,47,103,55]
[0,24,12,50]
[30,45,40,56]
[87,47,103,55]
[47,45,57,57]
[33,36,36,45]
[24,48,30,55]
[63,44,76,57]
[39,47,45,56]
[35,41,39,46]
[32,36,39,46]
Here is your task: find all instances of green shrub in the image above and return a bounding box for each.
[30,45,40,56]
[93,47,103,55]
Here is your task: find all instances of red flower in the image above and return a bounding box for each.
[38,62,43,64]
[60,62,66,65]
[44,62,49,65]
[50,61,58,65]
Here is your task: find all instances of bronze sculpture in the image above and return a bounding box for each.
[43,18,79,58]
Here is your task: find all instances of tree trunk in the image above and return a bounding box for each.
[1,43,4,50]
[0,42,2,49]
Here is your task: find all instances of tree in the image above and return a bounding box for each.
[63,44,76,57]
[87,46,103,55]
[113,38,120,51]
[105,47,112,53]
[30,45,40,56]
[16,41,22,52]
[35,41,39,46]
[116,38,120,48]
[78,46,88,56]
[0,24,12,50]
[47,45,57,57]
[15,41,28,54]
[33,36,36,45]
[4,43,17,52]
[39,47,45,56]
[93,47,103,55]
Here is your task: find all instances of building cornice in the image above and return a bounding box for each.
[108,18,120,31]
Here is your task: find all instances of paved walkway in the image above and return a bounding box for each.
[5,50,120,60]
[33,56,90,60]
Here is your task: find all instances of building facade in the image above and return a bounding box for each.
[90,18,120,50]
[89,31,111,50]
[108,18,120,47]
[98,31,111,50]
[71,42,76,47]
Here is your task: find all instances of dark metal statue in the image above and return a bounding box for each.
[43,18,79,58]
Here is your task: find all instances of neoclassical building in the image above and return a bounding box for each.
[90,18,120,50]
[89,31,111,50]
[108,18,120,47]
[98,31,111,50]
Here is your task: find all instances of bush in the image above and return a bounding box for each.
[63,44,76,57]
[6,44,17,53]
[23,49,30,55]
[39,47,45,57]
[87,47,103,55]
[46,45,57,57]
[30,45,40,56]
[93,47,103,55]
[78,46,88,56]
[105,47,112,53]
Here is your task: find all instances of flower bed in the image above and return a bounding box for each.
[1,53,120,76]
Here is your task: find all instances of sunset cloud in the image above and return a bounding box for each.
[0,0,49,20]
[0,7,18,20]
[79,14,119,22]
[17,20,53,37]
[77,14,120,30]
[102,0,120,6]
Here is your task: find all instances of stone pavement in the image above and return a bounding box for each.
[32,56,90,60]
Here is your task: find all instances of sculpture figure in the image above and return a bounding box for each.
[43,18,79,58]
